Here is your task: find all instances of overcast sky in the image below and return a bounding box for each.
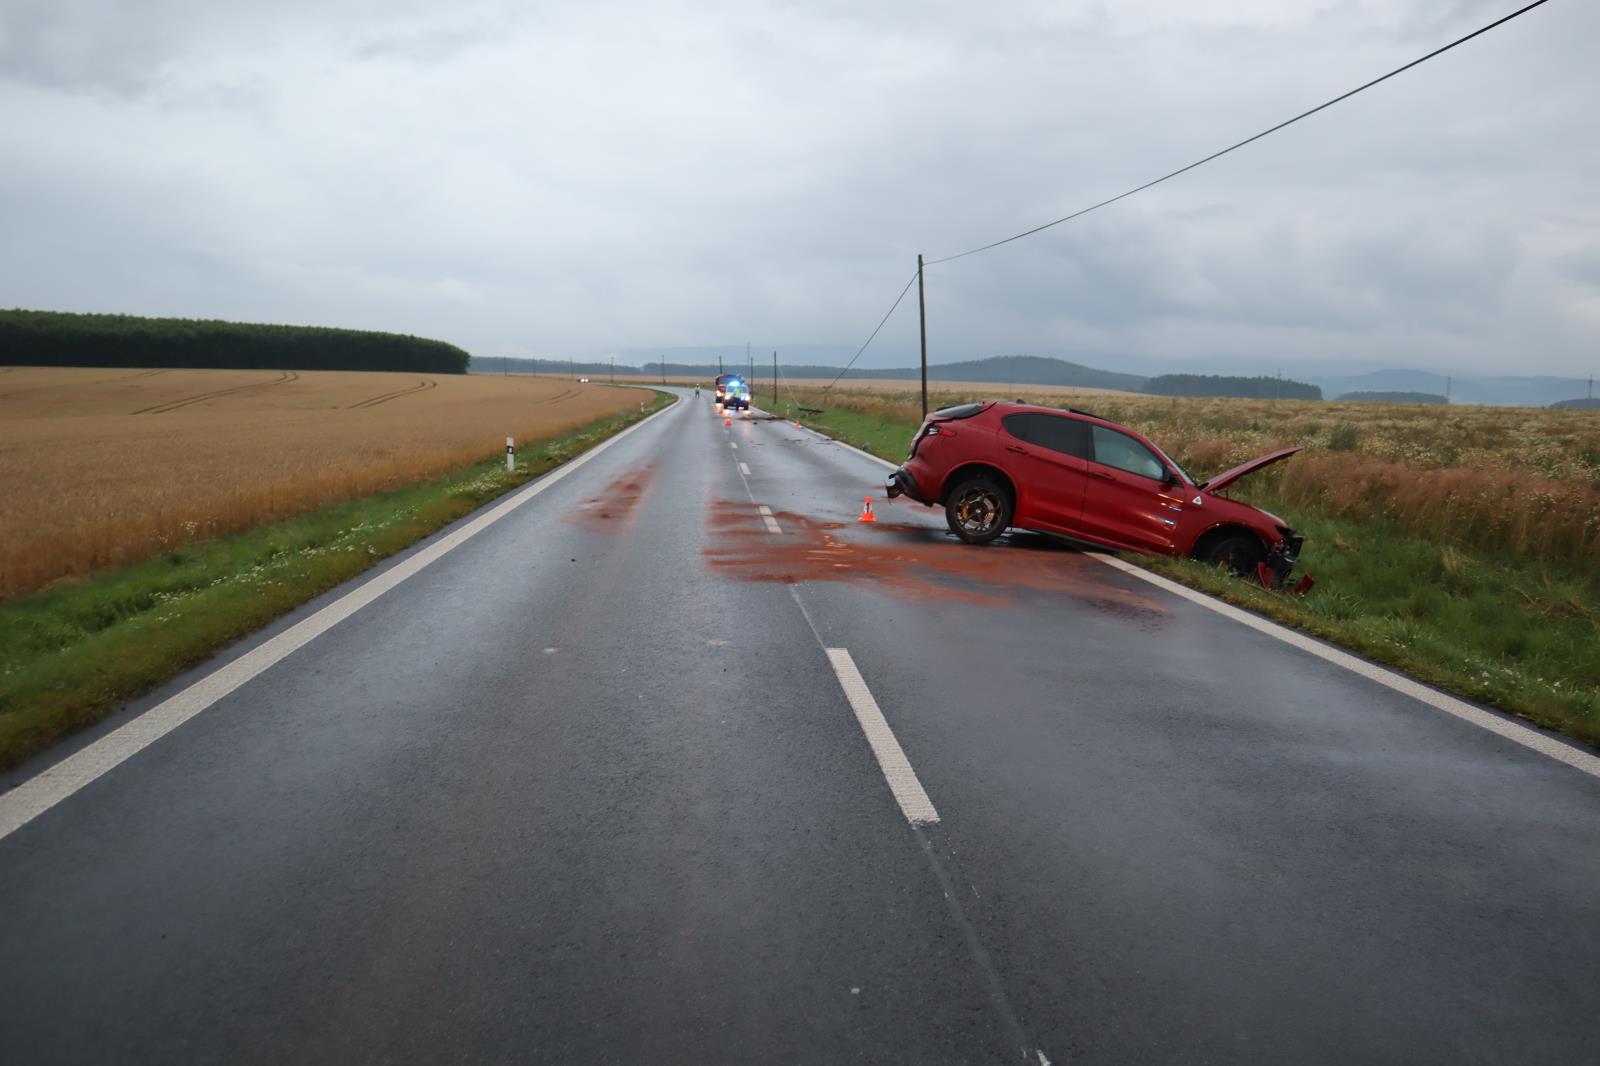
[2,0,1595,376]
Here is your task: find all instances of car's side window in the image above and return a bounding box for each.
[1000,413,1031,442]
[1090,425,1167,480]
[1027,415,1089,459]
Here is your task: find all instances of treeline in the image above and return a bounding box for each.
[0,309,470,374]
[1143,373,1321,400]
[1337,391,1448,404]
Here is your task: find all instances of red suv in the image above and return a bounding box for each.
[886,401,1305,584]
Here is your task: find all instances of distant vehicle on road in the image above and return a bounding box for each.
[578,377,590,383]
[886,401,1305,585]
[715,374,750,411]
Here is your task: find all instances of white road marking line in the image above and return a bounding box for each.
[0,398,681,842]
[825,648,939,825]
[728,446,778,533]
[803,430,1599,779]
[730,442,738,449]
[1092,555,1600,780]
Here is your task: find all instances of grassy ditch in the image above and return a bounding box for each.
[786,396,1600,749]
[0,391,673,769]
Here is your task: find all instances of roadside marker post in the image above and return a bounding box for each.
[506,436,515,473]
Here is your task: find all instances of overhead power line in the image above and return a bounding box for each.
[926,0,1554,266]
[822,270,920,393]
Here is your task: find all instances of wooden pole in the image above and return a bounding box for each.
[917,253,929,420]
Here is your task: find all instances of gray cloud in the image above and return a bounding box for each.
[1,0,1595,376]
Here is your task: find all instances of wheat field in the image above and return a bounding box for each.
[0,367,647,600]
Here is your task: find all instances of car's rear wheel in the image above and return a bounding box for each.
[1198,533,1265,576]
[945,476,1011,545]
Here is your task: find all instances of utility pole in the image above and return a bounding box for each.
[1445,374,1452,402]
[773,349,778,407]
[917,254,929,420]
[610,355,614,385]
[661,358,666,386]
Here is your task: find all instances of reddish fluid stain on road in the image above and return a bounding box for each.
[567,464,659,531]
[704,498,1166,617]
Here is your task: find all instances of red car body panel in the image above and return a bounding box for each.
[887,401,1302,573]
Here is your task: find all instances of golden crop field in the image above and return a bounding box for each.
[0,367,647,600]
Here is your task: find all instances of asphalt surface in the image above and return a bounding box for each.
[2,388,1598,1065]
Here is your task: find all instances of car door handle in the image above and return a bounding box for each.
[1005,444,1028,454]
[1089,471,1115,481]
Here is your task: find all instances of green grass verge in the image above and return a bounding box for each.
[782,405,914,464]
[0,391,674,768]
[789,406,1600,749]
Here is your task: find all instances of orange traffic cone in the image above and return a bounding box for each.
[858,497,876,523]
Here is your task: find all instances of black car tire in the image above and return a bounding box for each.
[945,476,1012,545]
[1199,533,1265,576]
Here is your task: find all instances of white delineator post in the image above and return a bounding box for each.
[506,436,515,472]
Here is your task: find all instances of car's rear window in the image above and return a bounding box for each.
[932,403,985,420]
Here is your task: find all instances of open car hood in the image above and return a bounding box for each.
[1200,447,1302,494]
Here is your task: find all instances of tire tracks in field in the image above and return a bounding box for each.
[346,378,436,410]
[132,370,298,415]
[92,368,169,386]
[532,388,577,405]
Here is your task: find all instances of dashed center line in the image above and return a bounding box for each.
[738,462,751,476]
[824,648,940,825]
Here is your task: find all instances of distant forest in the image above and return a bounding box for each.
[1143,374,1321,400]
[0,310,470,374]
[1337,391,1448,404]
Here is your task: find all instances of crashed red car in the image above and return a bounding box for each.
[886,401,1306,586]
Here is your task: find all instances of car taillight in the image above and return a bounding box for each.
[923,424,956,437]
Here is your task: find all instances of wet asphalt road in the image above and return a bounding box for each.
[2,388,1598,1065]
